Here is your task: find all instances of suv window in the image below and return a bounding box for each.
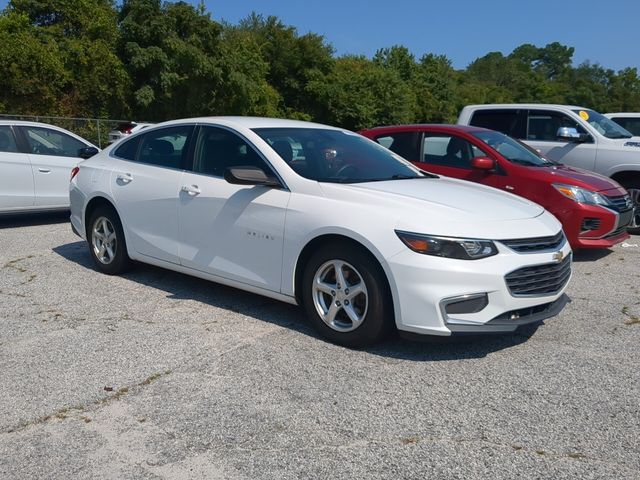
[607,117,640,137]
[0,126,19,153]
[23,126,86,157]
[192,126,273,177]
[137,126,193,169]
[527,109,588,141]
[373,132,420,160]
[469,110,526,138]
[423,134,484,169]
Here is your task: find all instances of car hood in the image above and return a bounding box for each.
[535,164,624,193]
[321,177,544,222]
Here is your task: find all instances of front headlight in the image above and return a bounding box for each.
[552,183,609,206]
[395,230,498,260]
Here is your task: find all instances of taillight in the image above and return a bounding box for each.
[70,166,80,181]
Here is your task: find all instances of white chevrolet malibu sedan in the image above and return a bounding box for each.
[69,117,571,347]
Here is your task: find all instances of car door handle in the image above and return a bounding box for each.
[38,168,51,173]
[117,173,133,184]
[181,185,201,196]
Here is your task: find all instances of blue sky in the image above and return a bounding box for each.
[2,0,639,71]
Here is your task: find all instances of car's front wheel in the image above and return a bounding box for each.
[302,243,393,347]
[88,206,132,275]
[623,180,640,235]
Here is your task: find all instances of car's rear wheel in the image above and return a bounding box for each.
[88,206,132,274]
[302,243,392,347]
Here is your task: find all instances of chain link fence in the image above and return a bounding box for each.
[0,114,147,148]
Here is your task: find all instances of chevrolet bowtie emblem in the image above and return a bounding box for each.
[552,251,564,263]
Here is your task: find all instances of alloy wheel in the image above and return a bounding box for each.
[91,216,117,265]
[312,260,368,332]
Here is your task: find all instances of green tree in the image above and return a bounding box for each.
[0,11,67,114]
[7,0,130,117]
[310,55,413,130]
[235,13,335,120]
[412,53,458,123]
[609,68,640,112]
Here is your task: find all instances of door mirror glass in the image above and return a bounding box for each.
[224,166,281,187]
[78,146,99,159]
[470,156,494,170]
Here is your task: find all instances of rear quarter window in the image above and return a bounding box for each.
[113,136,141,160]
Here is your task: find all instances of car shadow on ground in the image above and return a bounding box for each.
[572,249,613,262]
[0,211,69,229]
[54,240,546,362]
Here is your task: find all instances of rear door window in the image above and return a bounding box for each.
[373,132,420,160]
[135,126,194,169]
[0,126,19,153]
[469,110,527,139]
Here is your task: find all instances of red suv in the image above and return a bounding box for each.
[359,125,633,249]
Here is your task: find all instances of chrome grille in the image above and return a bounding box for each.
[500,231,566,253]
[505,254,572,296]
[607,194,633,212]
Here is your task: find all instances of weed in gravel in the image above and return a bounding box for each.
[401,436,420,445]
[567,452,586,459]
[622,306,640,325]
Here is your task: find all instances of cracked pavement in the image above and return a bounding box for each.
[0,212,639,479]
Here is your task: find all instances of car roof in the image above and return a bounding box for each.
[0,120,76,128]
[463,103,587,110]
[604,112,640,117]
[150,116,342,131]
[360,124,490,134]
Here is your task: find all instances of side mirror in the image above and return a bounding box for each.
[471,156,495,171]
[78,146,99,159]
[224,166,281,187]
[556,127,590,143]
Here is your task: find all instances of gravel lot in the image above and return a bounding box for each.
[0,213,639,479]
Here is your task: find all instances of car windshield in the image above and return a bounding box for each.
[572,109,633,139]
[252,128,432,183]
[472,130,558,167]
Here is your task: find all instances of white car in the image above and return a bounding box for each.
[107,122,153,144]
[70,117,571,347]
[0,120,99,214]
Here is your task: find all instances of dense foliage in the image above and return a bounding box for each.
[2,0,640,128]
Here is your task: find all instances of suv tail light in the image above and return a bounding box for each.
[70,166,80,181]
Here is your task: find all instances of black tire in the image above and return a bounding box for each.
[301,242,393,348]
[620,180,640,235]
[87,205,132,275]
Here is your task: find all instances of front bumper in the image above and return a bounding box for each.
[552,203,631,249]
[386,238,572,336]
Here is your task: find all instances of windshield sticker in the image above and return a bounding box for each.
[624,141,640,148]
[578,110,589,121]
